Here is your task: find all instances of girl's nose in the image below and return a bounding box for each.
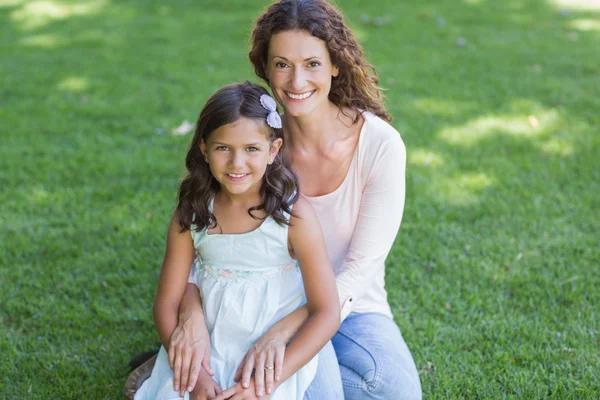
[228,151,244,168]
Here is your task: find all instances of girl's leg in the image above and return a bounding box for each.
[332,313,422,400]
[303,340,344,400]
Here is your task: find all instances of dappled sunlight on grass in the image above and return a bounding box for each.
[439,110,560,147]
[412,98,477,117]
[408,148,445,167]
[570,18,600,31]
[10,0,108,30]
[0,0,23,8]
[539,138,574,156]
[30,187,50,203]
[19,33,60,48]
[435,172,494,206]
[549,0,600,11]
[57,76,89,92]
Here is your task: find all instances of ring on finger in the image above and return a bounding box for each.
[264,366,274,370]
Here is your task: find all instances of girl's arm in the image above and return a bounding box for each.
[153,210,196,348]
[265,197,340,394]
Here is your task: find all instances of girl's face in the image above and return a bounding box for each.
[266,29,339,118]
[200,117,282,198]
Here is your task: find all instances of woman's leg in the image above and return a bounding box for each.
[332,313,422,400]
[303,340,344,400]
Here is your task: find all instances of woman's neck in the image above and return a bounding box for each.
[283,101,357,153]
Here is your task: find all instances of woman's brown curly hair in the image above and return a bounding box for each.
[176,81,299,232]
[249,0,391,123]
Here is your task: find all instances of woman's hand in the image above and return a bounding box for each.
[233,330,286,397]
[169,307,213,396]
[214,378,266,400]
[189,368,222,400]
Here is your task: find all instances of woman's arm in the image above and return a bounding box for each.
[334,131,406,321]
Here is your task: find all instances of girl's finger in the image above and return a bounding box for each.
[213,386,237,400]
[274,346,285,382]
[254,352,266,397]
[241,353,255,389]
[264,349,275,395]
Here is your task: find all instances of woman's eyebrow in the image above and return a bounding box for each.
[271,55,322,61]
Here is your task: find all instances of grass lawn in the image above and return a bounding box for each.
[1,0,598,398]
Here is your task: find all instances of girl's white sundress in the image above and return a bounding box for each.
[135,208,317,400]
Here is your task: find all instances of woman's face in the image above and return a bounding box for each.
[266,29,339,118]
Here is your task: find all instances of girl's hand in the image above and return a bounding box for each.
[233,331,286,397]
[169,310,213,396]
[214,378,267,400]
[189,368,222,400]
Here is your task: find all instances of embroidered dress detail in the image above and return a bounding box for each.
[199,263,297,282]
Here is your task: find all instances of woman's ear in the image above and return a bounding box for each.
[332,65,340,78]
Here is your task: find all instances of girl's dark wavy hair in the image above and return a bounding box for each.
[249,0,391,123]
[176,81,299,232]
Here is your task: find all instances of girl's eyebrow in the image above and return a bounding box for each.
[212,141,263,146]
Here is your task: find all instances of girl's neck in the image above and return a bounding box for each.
[216,189,262,209]
[283,101,357,153]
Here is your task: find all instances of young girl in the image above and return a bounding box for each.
[134,82,340,400]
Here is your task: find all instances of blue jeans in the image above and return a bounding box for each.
[305,313,422,400]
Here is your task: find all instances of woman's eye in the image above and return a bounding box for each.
[215,146,228,151]
[308,61,321,68]
[275,62,288,68]
[246,147,258,152]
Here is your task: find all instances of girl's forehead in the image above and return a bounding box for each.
[208,117,271,143]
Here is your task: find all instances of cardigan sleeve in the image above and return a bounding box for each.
[335,131,406,321]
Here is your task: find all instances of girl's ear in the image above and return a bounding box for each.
[269,137,283,159]
[200,139,208,159]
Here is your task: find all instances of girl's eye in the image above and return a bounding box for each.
[215,146,228,151]
[246,147,258,152]
[275,62,288,68]
[308,61,321,68]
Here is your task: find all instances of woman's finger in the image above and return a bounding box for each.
[179,347,193,396]
[274,346,285,382]
[254,352,266,397]
[168,339,176,369]
[201,348,214,376]
[184,351,202,393]
[173,347,183,393]
[264,349,275,395]
[233,354,246,382]
[240,353,255,389]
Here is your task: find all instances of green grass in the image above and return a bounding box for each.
[1,0,598,398]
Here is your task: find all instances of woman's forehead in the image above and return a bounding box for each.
[268,30,329,59]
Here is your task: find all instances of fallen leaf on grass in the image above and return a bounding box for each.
[528,115,540,129]
[419,361,436,374]
[172,120,193,135]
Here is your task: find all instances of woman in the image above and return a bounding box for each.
[127,1,422,399]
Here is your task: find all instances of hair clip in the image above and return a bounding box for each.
[260,94,282,129]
